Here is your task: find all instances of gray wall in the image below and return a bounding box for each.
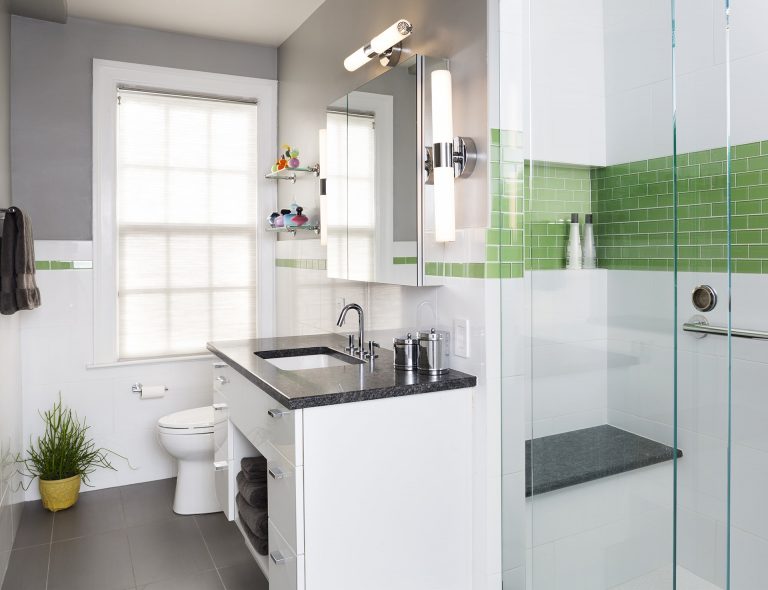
[277,0,488,232]
[11,16,278,240]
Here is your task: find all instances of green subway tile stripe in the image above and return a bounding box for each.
[425,260,524,279]
[275,258,327,270]
[392,257,418,265]
[593,139,768,273]
[35,260,92,270]
[488,128,525,276]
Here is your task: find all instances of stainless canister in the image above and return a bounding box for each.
[417,329,450,375]
[393,333,419,371]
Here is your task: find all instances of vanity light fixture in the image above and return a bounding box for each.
[318,128,328,246]
[430,69,476,243]
[343,19,414,72]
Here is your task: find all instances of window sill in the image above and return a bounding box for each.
[86,353,215,370]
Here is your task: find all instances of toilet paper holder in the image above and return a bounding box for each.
[131,383,169,394]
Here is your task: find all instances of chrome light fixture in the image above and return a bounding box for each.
[343,19,414,72]
[318,128,328,246]
[430,69,476,243]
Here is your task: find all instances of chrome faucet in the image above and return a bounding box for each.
[336,303,365,357]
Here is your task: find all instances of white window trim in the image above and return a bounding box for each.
[92,59,277,365]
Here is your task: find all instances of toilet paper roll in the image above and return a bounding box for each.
[141,385,166,399]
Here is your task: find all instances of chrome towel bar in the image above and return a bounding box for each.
[683,320,768,341]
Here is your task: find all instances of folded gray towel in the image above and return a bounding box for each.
[241,456,267,482]
[236,492,268,538]
[237,471,267,509]
[0,207,40,315]
[242,514,268,556]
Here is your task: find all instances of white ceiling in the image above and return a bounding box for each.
[66,0,325,46]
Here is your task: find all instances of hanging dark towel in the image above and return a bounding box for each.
[0,207,40,315]
[240,455,267,482]
[236,471,267,509]
[236,492,268,538]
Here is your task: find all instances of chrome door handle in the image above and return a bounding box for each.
[268,466,289,480]
[213,402,228,411]
[215,376,229,384]
[267,408,289,418]
[213,460,228,471]
[270,550,289,565]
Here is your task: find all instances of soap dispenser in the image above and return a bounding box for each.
[582,213,596,269]
[565,213,582,270]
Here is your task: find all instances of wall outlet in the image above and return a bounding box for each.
[454,318,470,358]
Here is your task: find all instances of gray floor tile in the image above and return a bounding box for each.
[120,479,179,527]
[52,486,126,542]
[194,513,251,569]
[1,544,49,590]
[217,559,268,590]
[136,569,224,590]
[12,501,53,549]
[48,529,135,590]
[127,517,214,586]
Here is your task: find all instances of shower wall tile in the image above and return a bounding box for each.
[593,139,768,272]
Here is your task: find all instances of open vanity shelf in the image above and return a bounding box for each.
[266,224,320,236]
[265,164,320,183]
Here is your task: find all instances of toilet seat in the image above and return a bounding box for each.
[157,406,214,435]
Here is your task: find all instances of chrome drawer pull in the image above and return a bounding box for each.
[268,466,289,480]
[270,550,288,565]
[212,402,228,411]
[215,376,229,384]
[267,408,289,418]
[213,362,228,369]
[213,460,228,472]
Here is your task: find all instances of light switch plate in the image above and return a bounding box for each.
[454,318,470,358]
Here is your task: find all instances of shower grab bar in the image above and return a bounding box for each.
[683,320,768,340]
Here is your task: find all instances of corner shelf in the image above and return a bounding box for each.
[265,164,320,184]
[266,224,320,236]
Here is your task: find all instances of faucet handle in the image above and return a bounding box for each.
[365,340,380,359]
[344,333,356,353]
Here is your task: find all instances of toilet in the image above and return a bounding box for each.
[157,406,220,515]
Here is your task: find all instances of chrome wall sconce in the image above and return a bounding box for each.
[427,69,477,242]
[344,19,414,72]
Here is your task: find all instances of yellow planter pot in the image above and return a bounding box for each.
[39,475,81,512]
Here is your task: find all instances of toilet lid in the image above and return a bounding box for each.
[158,406,214,430]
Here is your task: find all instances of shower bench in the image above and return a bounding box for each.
[525,424,682,496]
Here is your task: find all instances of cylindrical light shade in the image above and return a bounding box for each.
[431,70,454,144]
[344,47,373,72]
[318,129,327,180]
[370,19,413,54]
[434,167,456,242]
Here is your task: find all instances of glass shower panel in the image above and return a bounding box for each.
[672,0,731,587]
[725,1,768,588]
[497,0,678,588]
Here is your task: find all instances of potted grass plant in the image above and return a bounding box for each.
[18,396,126,512]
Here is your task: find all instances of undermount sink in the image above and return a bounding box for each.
[255,347,364,371]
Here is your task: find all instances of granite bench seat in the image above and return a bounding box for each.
[525,424,682,497]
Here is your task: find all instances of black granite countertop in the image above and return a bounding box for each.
[207,334,477,410]
[526,424,682,497]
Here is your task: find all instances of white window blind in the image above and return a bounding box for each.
[346,113,376,281]
[116,89,259,359]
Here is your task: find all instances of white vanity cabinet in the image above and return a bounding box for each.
[212,362,473,590]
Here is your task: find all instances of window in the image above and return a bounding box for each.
[93,61,276,365]
[116,90,259,359]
